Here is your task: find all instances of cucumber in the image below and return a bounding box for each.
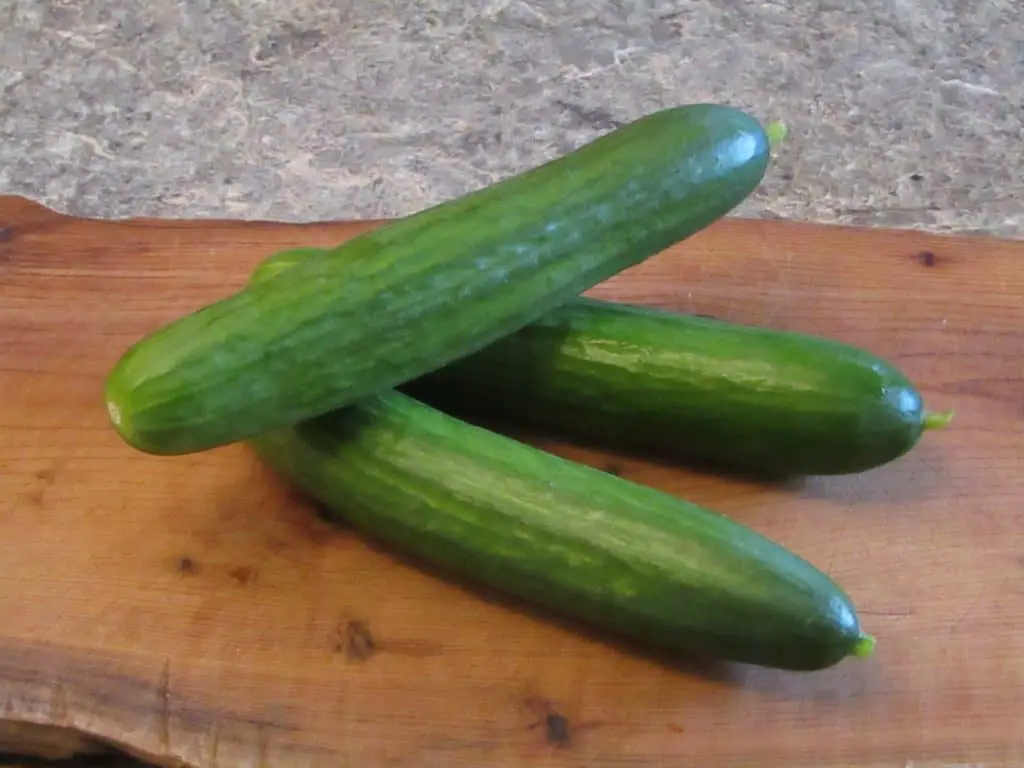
[105,104,774,456]
[254,251,951,477]
[249,390,875,670]
[411,304,952,476]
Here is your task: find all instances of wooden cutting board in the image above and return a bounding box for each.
[1,193,1022,768]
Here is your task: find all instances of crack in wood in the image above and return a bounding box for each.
[254,722,269,768]
[156,659,171,756]
[206,723,220,768]
[48,682,69,726]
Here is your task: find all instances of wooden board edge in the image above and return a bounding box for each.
[3,193,1021,250]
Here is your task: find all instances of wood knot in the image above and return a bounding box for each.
[545,712,571,747]
[229,565,257,586]
[521,694,573,749]
[334,619,376,661]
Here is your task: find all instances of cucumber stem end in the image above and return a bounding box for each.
[852,633,876,659]
[923,409,955,430]
[765,120,788,149]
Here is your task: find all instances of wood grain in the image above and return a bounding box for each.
[1,193,1023,767]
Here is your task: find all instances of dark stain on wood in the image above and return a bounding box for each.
[917,250,938,267]
[0,227,12,243]
[228,565,257,586]
[27,464,58,508]
[544,712,571,747]
[520,694,574,749]
[334,620,376,661]
[176,557,199,576]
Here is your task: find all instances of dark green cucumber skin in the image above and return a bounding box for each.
[105,104,772,455]
[409,301,929,476]
[249,390,870,671]
[255,253,931,477]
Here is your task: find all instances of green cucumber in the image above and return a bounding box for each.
[105,104,773,455]
[410,303,952,476]
[254,251,951,477]
[249,390,875,670]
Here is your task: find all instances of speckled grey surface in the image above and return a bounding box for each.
[2,1,1022,237]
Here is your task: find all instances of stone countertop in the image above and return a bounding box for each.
[2,1,1022,238]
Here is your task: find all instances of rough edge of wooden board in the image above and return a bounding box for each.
[2,193,1022,248]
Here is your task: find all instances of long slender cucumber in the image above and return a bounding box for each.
[105,103,774,455]
[249,391,875,671]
